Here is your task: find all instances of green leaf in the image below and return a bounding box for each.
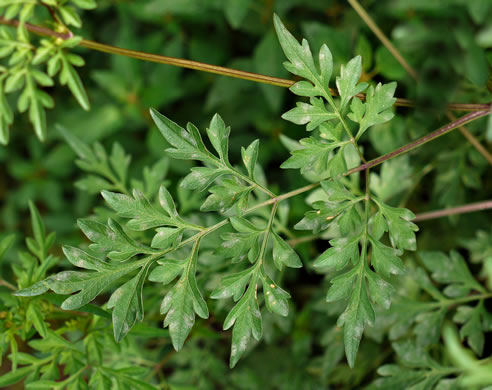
[206,113,230,166]
[223,284,262,368]
[254,31,287,111]
[320,180,357,202]
[335,56,368,109]
[376,201,418,251]
[151,227,184,249]
[58,125,95,161]
[150,108,212,163]
[281,136,344,178]
[366,269,393,310]
[59,54,90,110]
[224,0,253,28]
[181,167,228,192]
[28,200,45,247]
[261,273,290,317]
[158,185,180,219]
[348,82,397,138]
[0,365,33,387]
[414,309,446,347]
[454,303,488,356]
[241,139,259,180]
[160,244,209,351]
[282,97,337,131]
[148,258,184,285]
[336,270,375,368]
[369,237,404,277]
[368,340,450,389]
[319,43,333,91]
[15,246,143,312]
[314,235,361,270]
[0,233,15,263]
[107,260,152,342]
[78,218,152,260]
[295,181,363,234]
[369,155,413,202]
[211,267,253,301]
[217,218,262,263]
[419,251,485,295]
[201,179,251,213]
[273,14,320,86]
[26,301,48,337]
[271,232,302,270]
[102,187,176,231]
[109,143,131,184]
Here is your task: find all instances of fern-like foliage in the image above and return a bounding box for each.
[273,15,417,367]
[14,15,418,369]
[0,0,95,144]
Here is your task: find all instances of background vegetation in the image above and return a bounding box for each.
[0,0,492,389]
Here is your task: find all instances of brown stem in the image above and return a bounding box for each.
[345,110,491,176]
[0,16,489,112]
[0,279,16,291]
[414,200,492,222]
[348,0,418,80]
[447,111,492,166]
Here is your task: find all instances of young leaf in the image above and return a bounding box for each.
[158,242,209,351]
[107,260,152,342]
[368,340,454,389]
[282,97,337,131]
[271,232,302,270]
[273,14,320,86]
[150,108,212,163]
[241,139,259,180]
[207,113,230,166]
[261,273,290,317]
[281,137,345,178]
[15,246,143,314]
[210,267,253,301]
[314,235,361,270]
[102,188,174,231]
[223,284,262,368]
[336,270,375,368]
[419,251,485,296]
[78,218,153,261]
[376,201,418,251]
[348,82,397,138]
[335,56,368,109]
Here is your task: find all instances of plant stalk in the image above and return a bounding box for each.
[346,110,491,176]
[0,17,489,112]
[348,0,418,80]
[414,200,492,222]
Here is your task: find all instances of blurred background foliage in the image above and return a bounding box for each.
[1,0,491,388]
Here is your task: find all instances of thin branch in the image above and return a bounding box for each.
[0,279,16,291]
[287,234,321,247]
[447,111,492,166]
[414,200,492,222]
[348,0,418,80]
[0,16,489,112]
[346,110,491,176]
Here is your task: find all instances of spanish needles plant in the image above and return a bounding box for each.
[1,3,492,389]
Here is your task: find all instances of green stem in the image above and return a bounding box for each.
[227,164,276,197]
[257,202,279,267]
[319,81,367,164]
[429,292,492,308]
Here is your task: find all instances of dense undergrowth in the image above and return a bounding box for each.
[1,1,492,389]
